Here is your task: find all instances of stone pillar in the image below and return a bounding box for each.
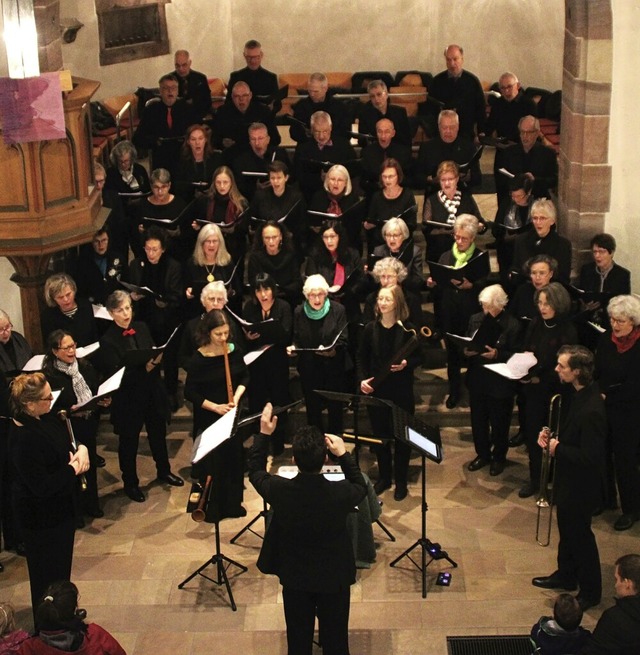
[559,0,613,272]
[34,0,62,72]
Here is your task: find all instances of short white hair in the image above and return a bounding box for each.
[303,274,330,298]
[478,284,508,310]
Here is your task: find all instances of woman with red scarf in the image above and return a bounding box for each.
[595,294,640,531]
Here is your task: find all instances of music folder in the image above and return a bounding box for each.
[290,323,348,352]
[192,406,238,463]
[484,351,538,380]
[119,280,163,300]
[122,326,180,367]
[71,367,125,412]
[427,251,489,286]
[566,284,613,305]
[141,199,194,228]
[458,146,484,172]
[445,330,488,352]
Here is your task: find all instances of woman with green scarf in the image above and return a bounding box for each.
[427,214,489,408]
[288,274,349,435]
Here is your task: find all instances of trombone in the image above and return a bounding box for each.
[536,393,562,546]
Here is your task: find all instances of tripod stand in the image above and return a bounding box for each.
[230,498,268,544]
[390,450,457,598]
[178,513,248,611]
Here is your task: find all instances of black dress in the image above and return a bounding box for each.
[366,187,417,252]
[307,190,365,251]
[134,196,190,262]
[184,347,250,520]
[250,185,307,254]
[248,249,302,308]
[41,299,99,349]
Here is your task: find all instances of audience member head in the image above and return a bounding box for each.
[109,140,138,173]
[248,122,271,157]
[444,44,464,77]
[193,223,231,266]
[376,118,396,149]
[307,73,329,103]
[0,309,14,346]
[158,74,179,107]
[615,553,640,598]
[556,344,595,387]
[231,82,252,113]
[438,109,459,143]
[324,164,351,196]
[590,233,616,272]
[200,281,227,312]
[195,308,230,347]
[367,80,389,112]
[34,581,85,632]
[371,257,408,287]
[498,72,520,102]
[243,39,263,70]
[311,110,332,146]
[292,425,327,473]
[530,198,557,238]
[552,593,583,632]
[182,124,213,162]
[518,115,540,152]
[44,273,77,311]
[174,50,192,78]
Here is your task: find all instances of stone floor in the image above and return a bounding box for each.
[1,411,636,655]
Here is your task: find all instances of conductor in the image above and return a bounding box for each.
[248,403,367,655]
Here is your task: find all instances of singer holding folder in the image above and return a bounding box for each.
[184,310,249,520]
[288,274,348,435]
[8,372,89,616]
[42,330,106,520]
[99,291,183,503]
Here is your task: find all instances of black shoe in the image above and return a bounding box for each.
[157,473,184,487]
[227,506,247,518]
[614,513,637,531]
[374,479,392,495]
[13,543,26,557]
[576,595,600,611]
[75,516,85,529]
[96,454,106,468]
[467,456,489,472]
[490,460,505,476]
[445,394,459,409]
[531,572,577,591]
[124,486,146,503]
[393,485,408,501]
[518,483,538,499]
[508,431,526,447]
[86,507,104,519]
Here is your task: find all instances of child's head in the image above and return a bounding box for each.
[553,593,583,631]
[0,602,17,636]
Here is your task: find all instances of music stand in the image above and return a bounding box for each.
[315,389,396,542]
[388,409,457,598]
[178,408,247,611]
[229,400,303,545]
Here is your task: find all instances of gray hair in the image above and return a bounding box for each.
[531,198,557,222]
[44,273,77,308]
[438,109,459,126]
[150,168,171,185]
[535,282,571,316]
[106,290,131,312]
[371,257,408,283]
[478,284,508,310]
[607,295,640,326]
[303,274,330,298]
[193,224,232,267]
[0,309,10,323]
[248,122,268,135]
[110,140,138,167]
[311,110,332,128]
[308,72,328,87]
[454,214,479,239]
[200,281,228,306]
[382,217,410,241]
[367,79,388,93]
[323,164,352,195]
[519,114,540,132]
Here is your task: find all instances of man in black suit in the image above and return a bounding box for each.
[132,74,199,177]
[227,39,281,114]
[357,79,411,146]
[172,49,212,121]
[532,345,605,611]
[249,404,367,655]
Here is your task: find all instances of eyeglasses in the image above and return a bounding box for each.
[0,324,13,334]
[56,342,77,352]
[144,246,162,253]
[499,83,515,91]
[308,292,327,299]
[152,184,169,191]
[38,394,54,402]
[610,317,632,325]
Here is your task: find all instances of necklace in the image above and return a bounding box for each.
[204,263,215,283]
[438,190,462,224]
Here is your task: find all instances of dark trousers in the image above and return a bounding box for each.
[610,411,640,515]
[282,585,351,655]
[556,504,601,602]
[118,405,170,487]
[469,391,514,462]
[22,517,75,619]
[302,386,343,436]
[523,383,551,488]
[445,336,462,398]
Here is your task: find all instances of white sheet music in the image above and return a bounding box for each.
[484,352,537,379]
[191,406,238,463]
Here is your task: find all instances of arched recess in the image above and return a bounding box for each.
[559,0,613,269]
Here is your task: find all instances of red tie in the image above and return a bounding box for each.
[122,328,136,336]
[166,107,173,129]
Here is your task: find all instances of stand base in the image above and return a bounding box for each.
[389,538,457,598]
[178,553,248,611]
[230,507,268,544]
[375,518,396,542]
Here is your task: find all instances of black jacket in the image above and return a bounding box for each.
[580,594,640,655]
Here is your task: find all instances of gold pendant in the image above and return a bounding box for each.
[207,274,214,282]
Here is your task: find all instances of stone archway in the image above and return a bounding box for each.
[559,0,612,269]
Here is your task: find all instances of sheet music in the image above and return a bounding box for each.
[191,406,238,463]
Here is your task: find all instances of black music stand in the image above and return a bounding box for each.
[388,410,457,598]
[315,389,397,542]
[178,409,247,611]
[229,401,303,545]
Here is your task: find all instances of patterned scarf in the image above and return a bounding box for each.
[54,358,93,405]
